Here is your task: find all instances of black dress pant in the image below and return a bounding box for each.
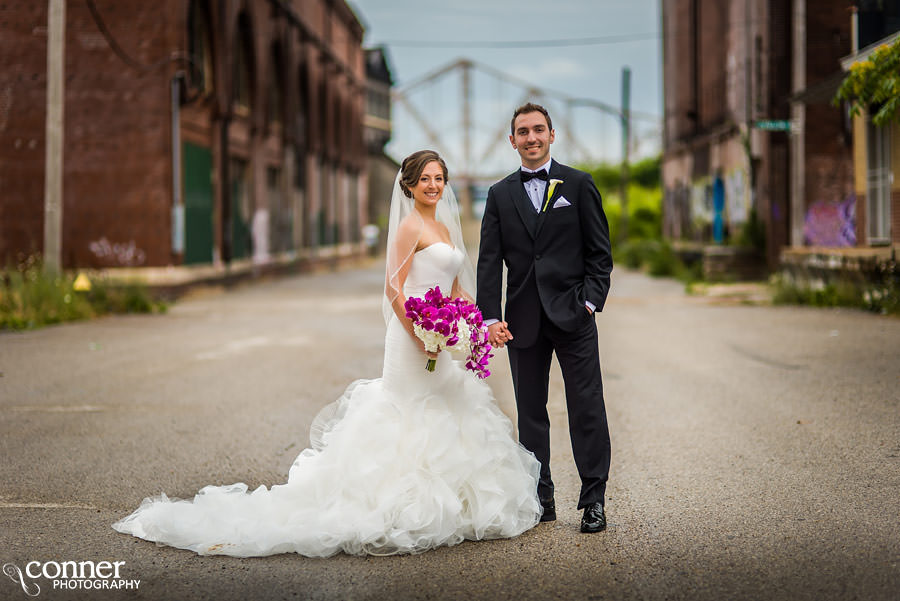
[507,307,610,508]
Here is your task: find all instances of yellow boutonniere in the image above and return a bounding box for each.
[541,179,564,213]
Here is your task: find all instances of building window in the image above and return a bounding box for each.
[230,158,252,259]
[296,63,309,151]
[268,166,292,252]
[187,0,213,94]
[349,172,360,243]
[866,120,892,244]
[268,44,284,127]
[233,14,253,115]
[858,0,900,49]
[319,79,329,149]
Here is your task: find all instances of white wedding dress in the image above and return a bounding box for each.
[112,242,542,557]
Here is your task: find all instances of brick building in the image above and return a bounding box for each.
[363,46,399,251]
[0,0,368,270]
[661,0,854,267]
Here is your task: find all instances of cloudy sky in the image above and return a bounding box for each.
[347,0,662,175]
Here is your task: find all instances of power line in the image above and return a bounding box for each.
[380,32,660,49]
[86,0,190,73]
[373,16,784,49]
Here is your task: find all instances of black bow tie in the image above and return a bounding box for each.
[521,169,549,182]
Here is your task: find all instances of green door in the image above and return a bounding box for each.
[183,142,214,264]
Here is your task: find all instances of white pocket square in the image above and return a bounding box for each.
[552,197,571,208]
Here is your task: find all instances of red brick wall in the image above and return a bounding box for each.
[0,1,54,264]
[697,0,727,132]
[67,1,182,268]
[662,0,695,145]
[0,0,182,268]
[803,2,853,213]
[804,103,854,205]
[1,0,367,268]
[662,0,728,142]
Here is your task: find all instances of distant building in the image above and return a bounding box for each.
[363,46,399,251]
[661,0,854,267]
[0,0,368,270]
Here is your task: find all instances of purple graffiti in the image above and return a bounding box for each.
[803,196,856,247]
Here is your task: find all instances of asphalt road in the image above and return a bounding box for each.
[1,261,898,601]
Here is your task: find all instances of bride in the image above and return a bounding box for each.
[112,150,543,557]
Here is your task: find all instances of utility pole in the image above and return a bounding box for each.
[43,0,65,274]
[619,66,631,243]
[460,60,473,219]
[743,0,757,244]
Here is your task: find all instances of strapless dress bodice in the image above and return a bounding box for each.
[403,242,464,298]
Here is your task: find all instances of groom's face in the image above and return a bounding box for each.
[510,111,555,169]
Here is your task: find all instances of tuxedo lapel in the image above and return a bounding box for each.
[534,160,563,239]
[507,173,537,239]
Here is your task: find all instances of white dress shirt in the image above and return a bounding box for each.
[521,157,552,213]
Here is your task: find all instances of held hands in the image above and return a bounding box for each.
[488,322,513,348]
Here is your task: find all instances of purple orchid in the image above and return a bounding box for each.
[404,286,494,377]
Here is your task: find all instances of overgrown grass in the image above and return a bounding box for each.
[614,239,703,284]
[602,184,663,245]
[1,257,167,331]
[772,267,900,316]
[587,171,704,286]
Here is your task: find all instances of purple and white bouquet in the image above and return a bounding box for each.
[404,286,494,378]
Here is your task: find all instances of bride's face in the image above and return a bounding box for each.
[412,161,445,208]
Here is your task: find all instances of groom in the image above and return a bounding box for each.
[476,103,613,533]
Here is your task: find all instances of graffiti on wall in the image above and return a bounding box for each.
[88,237,147,266]
[725,169,748,225]
[691,179,712,224]
[803,196,856,247]
[665,168,749,242]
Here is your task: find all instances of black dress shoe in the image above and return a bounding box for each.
[539,497,556,522]
[580,502,606,533]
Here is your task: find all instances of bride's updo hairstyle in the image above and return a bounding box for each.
[399,150,449,198]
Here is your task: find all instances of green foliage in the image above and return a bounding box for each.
[629,156,662,189]
[772,261,900,315]
[578,156,700,282]
[580,155,661,192]
[0,267,95,329]
[603,184,663,244]
[834,37,900,126]
[772,278,862,308]
[1,256,166,331]
[584,162,622,192]
[614,239,702,284]
[735,207,766,254]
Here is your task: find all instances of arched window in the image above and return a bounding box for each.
[267,42,284,127]
[318,76,328,150]
[233,13,253,114]
[187,0,213,93]
[296,60,309,149]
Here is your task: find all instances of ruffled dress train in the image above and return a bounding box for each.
[112,243,542,557]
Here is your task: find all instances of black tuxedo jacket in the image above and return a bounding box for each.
[476,159,612,348]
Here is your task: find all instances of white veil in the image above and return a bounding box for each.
[382,169,476,325]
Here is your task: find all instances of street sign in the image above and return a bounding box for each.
[754,119,793,131]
